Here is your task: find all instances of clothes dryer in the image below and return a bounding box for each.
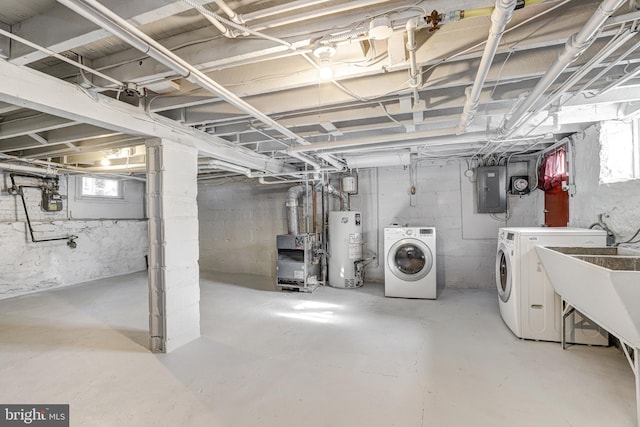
[384,227,437,299]
[496,227,608,344]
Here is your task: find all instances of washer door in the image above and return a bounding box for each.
[388,238,433,282]
[496,242,512,302]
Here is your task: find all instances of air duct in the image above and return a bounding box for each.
[286,184,311,235]
[285,183,345,235]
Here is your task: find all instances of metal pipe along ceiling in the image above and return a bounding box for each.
[521,28,637,124]
[56,0,343,171]
[499,0,627,137]
[457,0,516,134]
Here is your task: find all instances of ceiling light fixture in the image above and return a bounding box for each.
[313,44,337,81]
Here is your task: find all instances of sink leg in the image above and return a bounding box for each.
[635,347,639,427]
[561,299,574,350]
[621,343,640,427]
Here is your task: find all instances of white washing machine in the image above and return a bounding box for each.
[384,227,437,299]
[496,227,608,344]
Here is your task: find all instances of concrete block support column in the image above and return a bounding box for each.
[146,138,200,353]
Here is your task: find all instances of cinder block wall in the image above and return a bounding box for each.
[570,124,640,249]
[198,180,287,277]
[0,172,148,299]
[198,160,542,289]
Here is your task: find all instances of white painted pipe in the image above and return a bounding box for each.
[58,0,190,77]
[598,58,640,96]
[203,159,251,175]
[572,35,640,97]
[0,28,124,87]
[406,18,420,108]
[344,152,411,168]
[500,0,626,136]
[525,28,636,120]
[249,168,335,178]
[0,154,147,181]
[214,0,243,24]
[196,7,233,38]
[288,127,462,153]
[258,176,308,185]
[242,0,332,22]
[0,162,59,175]
[183,0,289,47]
[287,151,322,170]
[247,0,391,32]
[457,0,516,134]
[57,0,334,170]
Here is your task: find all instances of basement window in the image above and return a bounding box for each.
[80,176,123,198]
[599,120,640,183]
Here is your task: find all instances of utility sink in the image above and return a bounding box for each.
[536,245,640,427]
[536,246,640,347]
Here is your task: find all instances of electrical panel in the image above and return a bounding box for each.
[42,189,63,212]
[477,166,507,213]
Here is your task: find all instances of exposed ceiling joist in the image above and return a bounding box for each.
[0,58,291,174]
[10,0,191,65]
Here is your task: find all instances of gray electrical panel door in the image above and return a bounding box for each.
[477,166,507,213]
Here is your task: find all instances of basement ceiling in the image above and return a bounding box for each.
[1,0,640,179]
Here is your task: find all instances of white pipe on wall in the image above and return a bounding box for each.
[457,0,517,134]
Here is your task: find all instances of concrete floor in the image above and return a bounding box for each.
[0,272,635,427]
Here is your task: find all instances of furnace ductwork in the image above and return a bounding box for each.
[285,183,346,235]
[285,184,310,235]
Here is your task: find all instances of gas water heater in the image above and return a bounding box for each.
[328,211,364,288]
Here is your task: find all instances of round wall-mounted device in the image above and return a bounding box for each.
[510,176,530,195]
